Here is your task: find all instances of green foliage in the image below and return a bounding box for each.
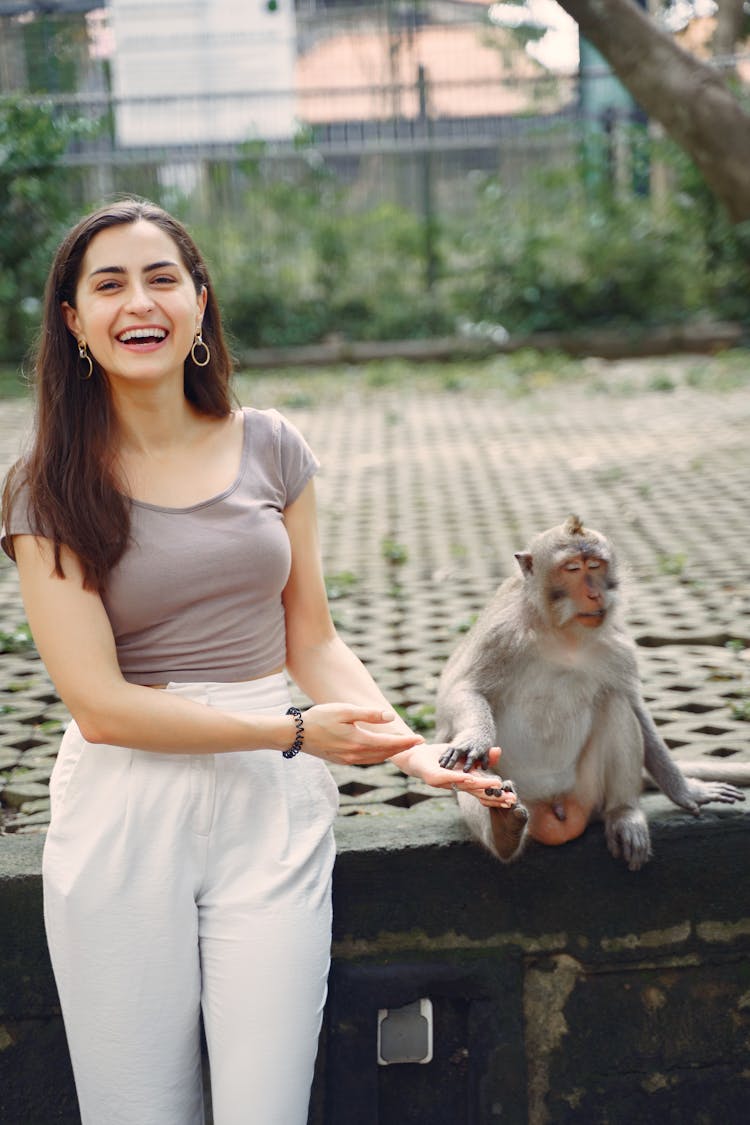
[0,623,35,654]
[193,149,453,349]
[325,571,358,600]
[725,640,750,721]
[647,373,676,393]
[0,364,30,398]
[0,98,86,361]
[657,552,688,577]
[381,538,409,565]
[730,697,750,721]
[22,15,86,94]
[2,108,750,361]
[665,147,750,322]
[455,613,479,634]
[455,166,709,334]
[398,702,436,733]
[447,126,750,338]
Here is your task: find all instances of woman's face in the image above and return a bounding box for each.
[62,219,207,391]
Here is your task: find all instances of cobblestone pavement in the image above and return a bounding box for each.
[1,356,749,834]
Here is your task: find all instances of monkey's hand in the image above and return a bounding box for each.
[476,777,520,810]
[398,745,516,807]
[439,736,494,772]
[639,705,746,814]
[678,778,746,813]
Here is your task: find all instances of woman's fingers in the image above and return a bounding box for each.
[301,702,424,764]
[452,772,517,808]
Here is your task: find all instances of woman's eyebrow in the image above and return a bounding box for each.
[88,264,126,279]
[87,259,179,279]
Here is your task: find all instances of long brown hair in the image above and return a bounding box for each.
[2,198,235,591]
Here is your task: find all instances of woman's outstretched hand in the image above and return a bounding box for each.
[395,744,518,808]
[300,703,424,765]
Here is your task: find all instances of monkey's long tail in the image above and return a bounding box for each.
[642,761,750,788]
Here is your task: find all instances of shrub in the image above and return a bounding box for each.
[0,98,86,361]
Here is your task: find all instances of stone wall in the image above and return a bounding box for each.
[2,793,748,1124]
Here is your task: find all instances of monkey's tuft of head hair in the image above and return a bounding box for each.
[523,517,613,570]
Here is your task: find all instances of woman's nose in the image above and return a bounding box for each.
[125,284,154,313]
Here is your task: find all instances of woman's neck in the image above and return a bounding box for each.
[110,382,202,458]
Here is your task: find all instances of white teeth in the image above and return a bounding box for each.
[118,327,167,343]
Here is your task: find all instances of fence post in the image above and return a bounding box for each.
[417,64,437,292]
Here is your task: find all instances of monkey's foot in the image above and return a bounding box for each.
[605,806,651,871]
[489,803,529,861]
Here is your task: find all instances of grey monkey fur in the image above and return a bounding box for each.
[436,516,747,871]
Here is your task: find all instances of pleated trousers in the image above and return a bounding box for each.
[43,674,339,1125]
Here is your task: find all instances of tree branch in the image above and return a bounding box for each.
[559,0,750,221]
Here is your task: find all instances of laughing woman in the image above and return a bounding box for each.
[0,199,510,1125]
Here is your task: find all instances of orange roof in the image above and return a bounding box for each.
[296,25,571,122]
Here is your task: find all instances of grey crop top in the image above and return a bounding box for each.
[2,407,319,685]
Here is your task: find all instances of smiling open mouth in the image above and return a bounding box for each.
[117,328,168,345]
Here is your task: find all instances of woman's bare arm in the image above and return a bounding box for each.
[282,483,512,801]
[13,533,407,760]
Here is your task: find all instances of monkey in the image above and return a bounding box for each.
[436,516,747,871]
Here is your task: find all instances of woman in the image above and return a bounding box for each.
[1,199,512,1125]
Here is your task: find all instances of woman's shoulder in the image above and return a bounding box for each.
[238,407,318,503]
[2,458,32,513]
[1,461,34,559]
[240,405,290,430]
[240,406,311,451]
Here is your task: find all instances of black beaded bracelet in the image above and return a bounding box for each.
[283,706,304,759]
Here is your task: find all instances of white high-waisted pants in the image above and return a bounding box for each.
[42,674,339,1125]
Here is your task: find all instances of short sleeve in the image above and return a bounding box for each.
[1,474,36,560]
[273,410,320,506]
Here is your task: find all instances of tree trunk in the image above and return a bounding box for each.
[559,0,750,222]
[712,0,746,62]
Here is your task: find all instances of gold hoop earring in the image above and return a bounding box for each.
[77,338,94,380]
[191,332,210,367]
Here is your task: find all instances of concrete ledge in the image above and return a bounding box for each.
[332,793,750,946]
[2,794,749,1124]
[235,322,745,369]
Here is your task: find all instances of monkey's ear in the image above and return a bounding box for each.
[515,552,534,576]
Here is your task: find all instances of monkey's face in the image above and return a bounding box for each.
[548,553,612,630]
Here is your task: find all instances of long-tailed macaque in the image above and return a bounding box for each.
[436,516,747,870]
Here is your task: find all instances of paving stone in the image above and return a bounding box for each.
[19,798,50,815]
[6,767,52,785]
[16,752,57,769]
[3,782,50,809]
[1,366,749,832]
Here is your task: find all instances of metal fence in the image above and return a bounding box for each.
[24,68,592,259]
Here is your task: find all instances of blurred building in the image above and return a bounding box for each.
[108,0,298,145]
[0,0,576,151]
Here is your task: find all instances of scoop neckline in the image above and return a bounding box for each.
[129,409,250,514]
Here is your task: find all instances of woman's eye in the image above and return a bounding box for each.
[95,279,120,292]
[151,275,177,285]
